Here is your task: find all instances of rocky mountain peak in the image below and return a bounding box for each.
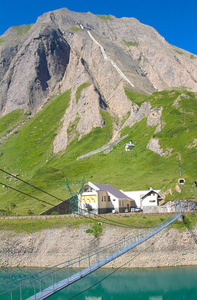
[0,8,196,152]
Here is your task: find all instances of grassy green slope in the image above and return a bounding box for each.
[0,109,29,139]
[0,89,196,216]
[0,90,71,215]
[1,214,196,233]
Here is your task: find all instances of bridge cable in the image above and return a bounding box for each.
[68,231,165,299]
[0,169,152,229]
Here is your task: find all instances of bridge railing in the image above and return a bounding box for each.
[0,213,180,300]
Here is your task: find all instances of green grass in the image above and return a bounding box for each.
[0,89,196,216]
[96,15,113,21]
[0,214,187,233]
[148,90,197,180]
[0,109,29,139]
[175,50,184,55]
[0,90,71,175]
[123,40,139,47]
[0,217,94,233]
[76,83,90,103]
[124,89,148,105]
[67,116,80,143]
[69,27,80,32]
[0,106,113,215]
[0,25,31,43]
[0,90,71,215]
[14,25,32,35]
[171,213,197,230]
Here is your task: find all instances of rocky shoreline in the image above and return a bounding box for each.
[0,224,197,269]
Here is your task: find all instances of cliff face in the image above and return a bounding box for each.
[0,23,70,114]
[0,225,197,268]
[0,8,197,151]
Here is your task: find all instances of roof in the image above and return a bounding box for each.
[89,182,134,201]
[141,189,161,200]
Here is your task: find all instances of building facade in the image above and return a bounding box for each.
[123,188,162,211]
[79,182,135,214]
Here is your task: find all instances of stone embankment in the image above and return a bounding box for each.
[0,222,197,269]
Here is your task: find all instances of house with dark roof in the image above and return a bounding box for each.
[79,182,135,214]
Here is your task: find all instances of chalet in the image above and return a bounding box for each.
[79,182,135,214]
[123,188,162,212]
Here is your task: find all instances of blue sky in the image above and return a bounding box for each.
[0,0,196,54]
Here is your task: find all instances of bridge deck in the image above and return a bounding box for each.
[26,213,180,300]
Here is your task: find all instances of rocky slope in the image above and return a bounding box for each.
[0,224,197,268]
[0,8,197,151]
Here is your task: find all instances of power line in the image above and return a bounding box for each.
[0,169,151,228]
[0,181,55,207]
[0,168,61,201]
[68,231,165,299]
[0,181,137,228]
[0,179,151,229]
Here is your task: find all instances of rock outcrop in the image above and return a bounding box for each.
[0,8,197,151]
[162,200,197,212]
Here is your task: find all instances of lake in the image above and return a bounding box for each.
[0,266,197,299]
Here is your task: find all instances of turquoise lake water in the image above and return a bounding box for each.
[1,266,197,299]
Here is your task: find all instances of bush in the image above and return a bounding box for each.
[92,223,102,238]
[85,229,93,234]
[51,211,59,215]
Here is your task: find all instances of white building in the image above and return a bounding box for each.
[123,188,162,211]
[79,182,135,214]
[125,140,135,151]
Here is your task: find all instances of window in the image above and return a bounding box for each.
[102,196,103,202]
[108,196,110,201]
[104,196,106,202]
[113,199,116,202]
[84,187,93,192]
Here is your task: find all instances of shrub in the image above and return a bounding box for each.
[92,223,102,238]
[190,54,196,59]
[123,40,139,47]
[85,228,93,234]
[96,15,113,21]
[51,211,59,215]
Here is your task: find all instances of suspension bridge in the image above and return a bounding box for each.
[0,169,181,299]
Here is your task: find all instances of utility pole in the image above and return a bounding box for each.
[178,160,182,176]
[160,116,163,133]
[183,107,185,124]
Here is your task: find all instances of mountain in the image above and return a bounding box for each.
[0,9,196,215]
[0,8,197,149]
